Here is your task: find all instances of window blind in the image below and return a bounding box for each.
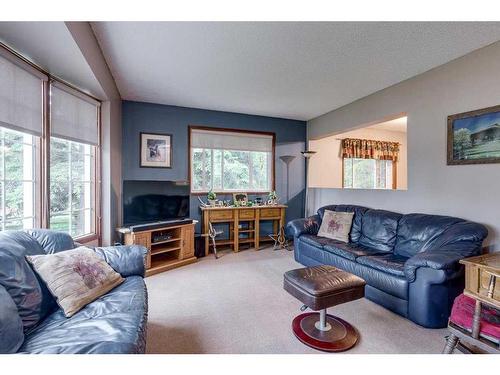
[0,49,47,136]
[190,128,273,152]
[50,83,100,146]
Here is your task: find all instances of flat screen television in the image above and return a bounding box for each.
[123,180,190,226]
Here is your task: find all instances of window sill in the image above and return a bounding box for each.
[74,233,99,245]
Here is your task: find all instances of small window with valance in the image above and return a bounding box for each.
[341,138,400,189]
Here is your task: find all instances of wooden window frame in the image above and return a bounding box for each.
[188,125,276,195]
[1,42,102,245]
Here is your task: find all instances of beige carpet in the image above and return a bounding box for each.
[145,246,447,354]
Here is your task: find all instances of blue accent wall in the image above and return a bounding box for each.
[122,100,307,233]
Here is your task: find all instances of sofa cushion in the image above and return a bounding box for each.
[357,254,409,277]
[0,284,24,353]
[317,205,369,242]
[26,229,75,254]
[26,247,124,318]
[358,209,402,252]
[324,242,387,261]
[394,214,464,258]
[299,234,344,249]
[296,242,409,300]
[19,276,147,354]
[317,210,354,243]
[0,231,56,331]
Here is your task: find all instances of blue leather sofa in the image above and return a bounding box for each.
[287,205,488,328]
[0,229,148,354]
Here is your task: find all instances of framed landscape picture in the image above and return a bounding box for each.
[447,104,500,165]
[140,132,172,168]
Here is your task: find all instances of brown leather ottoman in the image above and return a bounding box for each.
[284,265,366,352]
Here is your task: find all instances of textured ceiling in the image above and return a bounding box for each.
[91,22,500,120]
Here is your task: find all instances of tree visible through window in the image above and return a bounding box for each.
[192,148,271,192]
[190,127,274,193]
[49,137,95,237]
[0,127,37,230]
[343,158,394,189]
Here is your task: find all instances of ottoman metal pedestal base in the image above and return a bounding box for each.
[292,310,359,352]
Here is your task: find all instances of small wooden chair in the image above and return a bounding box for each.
[201,222,223,259]
[443,269,499,354]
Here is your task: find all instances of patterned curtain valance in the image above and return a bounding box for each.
[341,138,400,161]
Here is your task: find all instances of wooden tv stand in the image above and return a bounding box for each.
[121,221,197,277]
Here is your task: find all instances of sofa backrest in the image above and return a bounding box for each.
[0,283,24,353]
[404,220,487,256]
[393,214,465,257]
[358,209,403,252]
[0,231,50,332]
[26,229,75,254]
[317,204,487,256]
[317,204,369,243]
[0,230,74,333]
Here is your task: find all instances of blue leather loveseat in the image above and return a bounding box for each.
[287,205,488,328]
[0,229,148,354]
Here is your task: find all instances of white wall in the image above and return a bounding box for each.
[307,41,500,250]
[309,127,407,190]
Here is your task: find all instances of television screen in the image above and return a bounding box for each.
[123,180,190,226]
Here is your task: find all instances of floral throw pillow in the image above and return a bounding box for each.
[26,246,124,317]
[317,210,354,243]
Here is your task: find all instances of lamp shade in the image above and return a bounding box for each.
[279,155,296,164]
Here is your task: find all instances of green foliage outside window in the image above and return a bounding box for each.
[192,148,270,192]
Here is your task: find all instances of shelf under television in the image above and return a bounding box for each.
[150,237,181,246]
[150,245,181,256]
[147,252,196,277]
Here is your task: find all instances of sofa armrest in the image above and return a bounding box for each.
[94,245,147,278]
[286,214,321,238]
[404,250,468,282]
[404,221,487,282]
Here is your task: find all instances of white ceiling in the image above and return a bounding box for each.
[91,22,500,121]
[0,22,105,99]
[367,117,407,133]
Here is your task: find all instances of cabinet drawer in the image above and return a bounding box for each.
[209,210,233,221]
[260,208,281,218]
[239,209,255,219]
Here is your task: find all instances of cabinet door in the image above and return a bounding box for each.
[134,233,151,269]
[182,225,195,259]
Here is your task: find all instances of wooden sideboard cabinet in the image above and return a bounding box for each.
[122,222,197,277]
[201,205,287,255]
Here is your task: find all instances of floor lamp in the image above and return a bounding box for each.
[271,155,296,251]
[301,150,316,217]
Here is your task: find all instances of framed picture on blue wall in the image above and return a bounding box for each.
[140,132,172,168]
[447,104,500,165]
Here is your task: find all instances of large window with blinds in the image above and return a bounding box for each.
[189,127,275,193]
[49,84,99,238]
[0,45,100,241]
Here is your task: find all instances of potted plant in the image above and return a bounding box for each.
[207,190,217,206]
[268,190,278,205]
